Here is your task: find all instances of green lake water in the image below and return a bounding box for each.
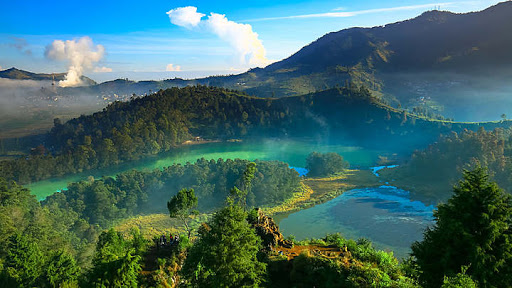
[27,139,385,200]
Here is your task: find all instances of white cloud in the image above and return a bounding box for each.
[244,2,456,21]
[206,13,270,67]
[45,36,105,87]
[167,7,271,68]
[0,65,3,70]
[166,64,182,71]
[166,6,205,28]
[93,66,112,73]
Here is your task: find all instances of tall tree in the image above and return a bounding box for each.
[88,229,142,287]
[412,166,512,287]
[181,203,266,287]
[167,188,198,239]
[45,250,80,288]
[1,234,44,287]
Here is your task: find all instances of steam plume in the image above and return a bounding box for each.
[167,7,271,68]
[45,37,105,87]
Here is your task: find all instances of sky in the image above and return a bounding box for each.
[0,0,504,83]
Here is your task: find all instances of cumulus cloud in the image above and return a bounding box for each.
[45,36,105,87]
[0,65,3,70]
[167,7,271,68]
[93,66,113,73]
[166,64,182,71]
[166,6,205,28]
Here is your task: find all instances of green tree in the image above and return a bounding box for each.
[441,267,478,288]
[88,229,142,287]
[181,204,266,287]
[306,152,349,177]
[167,188,198,239]
[230,162,258,209]
[45,250,80,288]
[412,166,512,287]
[2,234,44,287]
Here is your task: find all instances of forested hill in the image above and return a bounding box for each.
[1,85,511,183]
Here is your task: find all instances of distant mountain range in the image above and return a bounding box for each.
[4,2,512,121]
[0,67,96,85]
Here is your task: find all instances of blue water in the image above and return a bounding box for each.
[278,185,434,258]
[370,165,399,177]
[290,166,309,177]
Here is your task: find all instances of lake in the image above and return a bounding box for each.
[28,139,386,200]
[278,185,434,258]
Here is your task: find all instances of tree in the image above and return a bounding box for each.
[2,234,44,287]
[441,267,477,288]
[45,250,80,288]
[181,204,266,287]
[167,188,198,239]
[306,152,349,177]
[230,162,257,209]
[412,166,512,287]
[88,229,142,287]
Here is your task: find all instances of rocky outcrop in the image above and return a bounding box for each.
[250,208,293,249]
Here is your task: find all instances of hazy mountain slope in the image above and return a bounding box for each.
[0,67,96,85]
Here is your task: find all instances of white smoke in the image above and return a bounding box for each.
[45,36,105,87]
[167,7,271,68]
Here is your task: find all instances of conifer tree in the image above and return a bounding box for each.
[412,166,512,287]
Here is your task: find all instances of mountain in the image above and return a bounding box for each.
[0,67,96,85]
[51,2,512,120]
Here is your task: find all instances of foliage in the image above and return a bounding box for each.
[181,204,266,287]
[441,267,478,288]
[411,166,512,287]
[1,234,44,287]
[168,188,198,239]
[87,229,143,287]
[306,151,349,177]
[382,128,512,201]
[45,250,80,288]
[268,233,419,287]
[2,85,495,184]
[43,159,300,228]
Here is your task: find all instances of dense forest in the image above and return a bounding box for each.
[2,162,509,287]
[43,158,300,227]
[381,127,512,201]
[2,85,511,184]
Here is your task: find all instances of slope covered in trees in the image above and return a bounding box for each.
[2,85,510,184]
[381,127,512,201]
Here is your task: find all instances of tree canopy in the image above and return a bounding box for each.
[412,166,512,287]
[181,204,266,287]
[168,188,198,239]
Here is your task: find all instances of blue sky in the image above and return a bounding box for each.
[0,0,503,82]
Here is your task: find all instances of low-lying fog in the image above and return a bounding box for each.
[382,72,512,122]
[0,78,105,138]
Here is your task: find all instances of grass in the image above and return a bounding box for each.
[114,213,210,240]
[264,169,380,217]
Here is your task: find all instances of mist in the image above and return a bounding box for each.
[0,78,107,139]
[381,70,512,122]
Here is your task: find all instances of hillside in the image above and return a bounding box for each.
[2,84,512,184]
[0,67,96,85]
[57,1,512,121]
